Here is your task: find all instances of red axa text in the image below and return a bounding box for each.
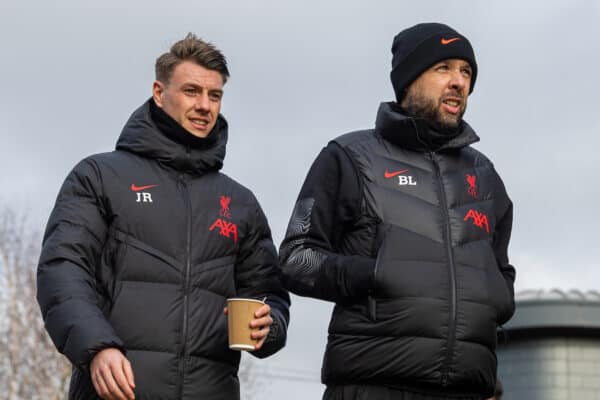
[209,218,238,243]
[464,209,489,234]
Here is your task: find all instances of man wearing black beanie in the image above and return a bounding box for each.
[280,22,515,399]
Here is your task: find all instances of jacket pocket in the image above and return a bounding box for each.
[193,255,237,298]
[367,296,377,321]
[488,265,514,325]
[367,227,389,321]
[370,225,390,293]
[108,235,129,312]
[98,231,129,314]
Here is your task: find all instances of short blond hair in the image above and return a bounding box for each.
[155,33,229,84]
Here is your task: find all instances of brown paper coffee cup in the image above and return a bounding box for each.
[227,298,265,351]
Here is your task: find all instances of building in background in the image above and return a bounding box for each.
[497,289,600,399]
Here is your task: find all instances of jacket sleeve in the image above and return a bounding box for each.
[279,142,375,304]
[235,194,290,359]
[36,159,124,369]
[493,199,516,325]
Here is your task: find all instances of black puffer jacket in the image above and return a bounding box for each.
[280,102,514,398]
[37,100,290,400]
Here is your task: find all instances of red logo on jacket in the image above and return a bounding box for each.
[466,174,477,198]
[220,195,231,218]
[209,195,237,242]
[464,209,489,234]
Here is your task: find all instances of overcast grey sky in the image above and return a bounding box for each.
[1,0,599,398]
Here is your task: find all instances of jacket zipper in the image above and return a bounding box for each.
[179,149,193,396]
[431,152,457,387]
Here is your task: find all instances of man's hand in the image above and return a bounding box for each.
[90,348,136,400]
[223,303,273,350]
[249,303,273,350]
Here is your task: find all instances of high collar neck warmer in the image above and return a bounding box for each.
[115,98,228,175]
[149,98,220,149]
[374,102,479,152]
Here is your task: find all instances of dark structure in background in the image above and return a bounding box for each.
[497,289,600,399]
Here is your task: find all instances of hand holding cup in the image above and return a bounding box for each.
[225,298,272,351]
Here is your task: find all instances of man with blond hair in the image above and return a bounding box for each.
[38,34,289,400]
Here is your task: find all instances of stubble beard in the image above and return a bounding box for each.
[401,88,466,135]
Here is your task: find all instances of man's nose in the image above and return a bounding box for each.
[449,70,469,91]
[195,93,210,111]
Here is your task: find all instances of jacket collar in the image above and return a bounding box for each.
[115,99,227,175]
[374,102,480,152]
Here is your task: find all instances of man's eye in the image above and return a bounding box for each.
[436,65,449,71]
[209,93,222,101]
[184,88,197,95]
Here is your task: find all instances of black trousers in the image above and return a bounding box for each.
[323,385,484,400]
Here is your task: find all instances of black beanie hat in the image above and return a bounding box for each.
[390,23,478,102]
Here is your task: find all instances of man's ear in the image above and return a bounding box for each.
[152,80,164,107]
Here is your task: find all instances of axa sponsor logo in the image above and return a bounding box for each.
[209,195,238,242]
[384,169,417,186]
[464,209,489,234]
[209,219,238,242]
[130,183,158,203]
[466,174,478,198]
